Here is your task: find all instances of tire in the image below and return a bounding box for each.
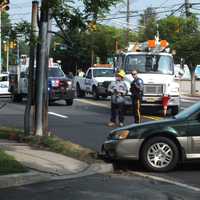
[66,99,73,106]
[141,137,179,172]
[92,86,99,100]
[171,106,179,116]
[12,94,23,102]
[101,95,108,99]
[76,84,85,98]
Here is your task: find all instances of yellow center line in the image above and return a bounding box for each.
[76,99,162,121]
[143,115,162,121]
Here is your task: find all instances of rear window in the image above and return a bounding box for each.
[48,68,65,78]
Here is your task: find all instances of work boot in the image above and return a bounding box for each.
[107,122,116,127]
[119,122,124,127]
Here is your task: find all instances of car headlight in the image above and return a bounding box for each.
[113,130,129,140]
[67,80,72,86]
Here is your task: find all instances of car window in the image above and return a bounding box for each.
[86,70,92,79]
[175,102,200,120]
[48,68,65,77]
[0,76,8,82]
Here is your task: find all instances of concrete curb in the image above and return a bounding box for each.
[0,171,51,189]
[51,162,114,181]
[0,163,114,189]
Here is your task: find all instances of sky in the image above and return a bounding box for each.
[9,0,200,29]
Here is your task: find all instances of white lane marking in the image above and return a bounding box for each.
[132,172,200,192]
[48,112,68,119]
[75,99,110,108]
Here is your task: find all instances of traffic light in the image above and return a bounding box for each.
[0,0,9,11]
[3,43,7,52]
[88,21,97,32]
[10,41,13,49]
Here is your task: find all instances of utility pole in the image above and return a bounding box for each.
[43,8,52,135]
[24,1,39,135]
[185,0,191,17]
[35,0,49,136]
[0,9,2,74]
[126,0,130,46]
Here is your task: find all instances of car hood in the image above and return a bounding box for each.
[109,117,185,140]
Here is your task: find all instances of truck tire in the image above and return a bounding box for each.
[66,99,73,106]
[92,86,99,100]
[171,106,179,116]
[76,84,85,98]
[12,94,23,103]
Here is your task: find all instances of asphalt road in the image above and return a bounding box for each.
[0,174,199,200]
[0,96,200,192]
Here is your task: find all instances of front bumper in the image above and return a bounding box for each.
[124,95,180,107]
[102,138,144,160]
[96,86,108,96]
[49,87,75,100]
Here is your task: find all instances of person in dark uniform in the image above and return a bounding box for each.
[130,70,144,123]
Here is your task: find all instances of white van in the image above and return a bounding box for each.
[0,73,10,97]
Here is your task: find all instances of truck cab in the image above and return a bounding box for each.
[74,65,115,99]
[116,40,180,115]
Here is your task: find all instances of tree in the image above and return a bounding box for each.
[51,24,136,73]
[138,7,157,41]
[158,15,199,95]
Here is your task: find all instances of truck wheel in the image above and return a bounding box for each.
[101,95,108,99]
[12,94,23,102]
[141,137,179,172]
[92,87,99,100]
[76,84,85,98]
[171,106,179,116]
[66,99,73,106]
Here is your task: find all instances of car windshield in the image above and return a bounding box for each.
[93,68,114,77]
[175,101,200,119]
[125,54,174,75]
[48,68,65,78]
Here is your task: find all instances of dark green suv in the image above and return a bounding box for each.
[102,101,200,172]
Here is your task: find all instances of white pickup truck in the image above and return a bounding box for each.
[74,66,115,99]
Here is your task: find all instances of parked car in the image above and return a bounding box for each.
[0,73,10,97]
[195,65,200,80]
[102,101,200,172]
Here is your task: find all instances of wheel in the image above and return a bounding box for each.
[66,99,73,106]
[76,84,85,98]
[141,137,179,172]
[12,94,23,102]
[101,95,108,99]
[92,86,99,100]
[171,106,179,116]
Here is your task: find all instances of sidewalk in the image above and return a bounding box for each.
[181,94,200,100]
[0,139,113,189]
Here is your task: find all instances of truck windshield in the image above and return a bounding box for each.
[48,68,65,78]
[125,54,174,75]
[93,69,114,77]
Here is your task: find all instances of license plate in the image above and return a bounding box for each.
[146,97,157,102]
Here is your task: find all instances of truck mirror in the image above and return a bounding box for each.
[180,58,185,69]
[178,68,185,77]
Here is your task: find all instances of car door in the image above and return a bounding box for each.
[85,69,92,92]
[20,71,28,94]
[187,111,200,156]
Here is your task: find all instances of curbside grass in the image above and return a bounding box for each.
[0,150,27,175]
[0,127,100,164]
